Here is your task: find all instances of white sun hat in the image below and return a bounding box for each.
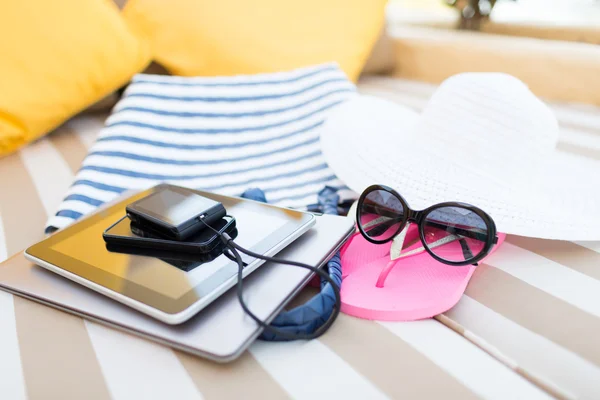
[320,73,600,240]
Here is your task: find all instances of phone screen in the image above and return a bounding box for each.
[132,189,219,226]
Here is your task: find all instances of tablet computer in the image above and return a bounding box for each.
[25,184,315,325]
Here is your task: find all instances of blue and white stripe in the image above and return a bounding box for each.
[46,63,356,232]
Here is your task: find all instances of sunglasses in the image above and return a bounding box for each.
[357,185,498,266]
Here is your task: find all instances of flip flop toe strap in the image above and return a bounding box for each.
[375,226,464,288]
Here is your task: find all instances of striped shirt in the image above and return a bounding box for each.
[46,63,356,232]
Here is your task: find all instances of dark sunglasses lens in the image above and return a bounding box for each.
[358,189,405,242]
[422,206,489,263]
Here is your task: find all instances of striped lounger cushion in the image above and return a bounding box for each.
[46,63,356,232]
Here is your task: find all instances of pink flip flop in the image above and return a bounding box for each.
[340,223,506,321]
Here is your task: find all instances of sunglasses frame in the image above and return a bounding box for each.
[356,184,498,267]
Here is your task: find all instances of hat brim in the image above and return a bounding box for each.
[320,95,600,240]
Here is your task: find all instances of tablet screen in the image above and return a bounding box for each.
[27,185,313,314]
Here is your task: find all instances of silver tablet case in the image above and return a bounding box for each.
[0,214,354,362]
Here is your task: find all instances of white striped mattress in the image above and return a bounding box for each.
[0,76,599,400]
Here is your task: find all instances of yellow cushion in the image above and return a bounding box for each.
[123,0,387,81]
[0,0,151,157]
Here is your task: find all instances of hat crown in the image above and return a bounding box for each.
[414,73,559,189]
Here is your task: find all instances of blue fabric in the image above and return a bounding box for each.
[241,186,342,341]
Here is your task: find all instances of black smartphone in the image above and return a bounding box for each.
[125,185,227,241]
[104,241,231,272]
[103,215,237,254]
